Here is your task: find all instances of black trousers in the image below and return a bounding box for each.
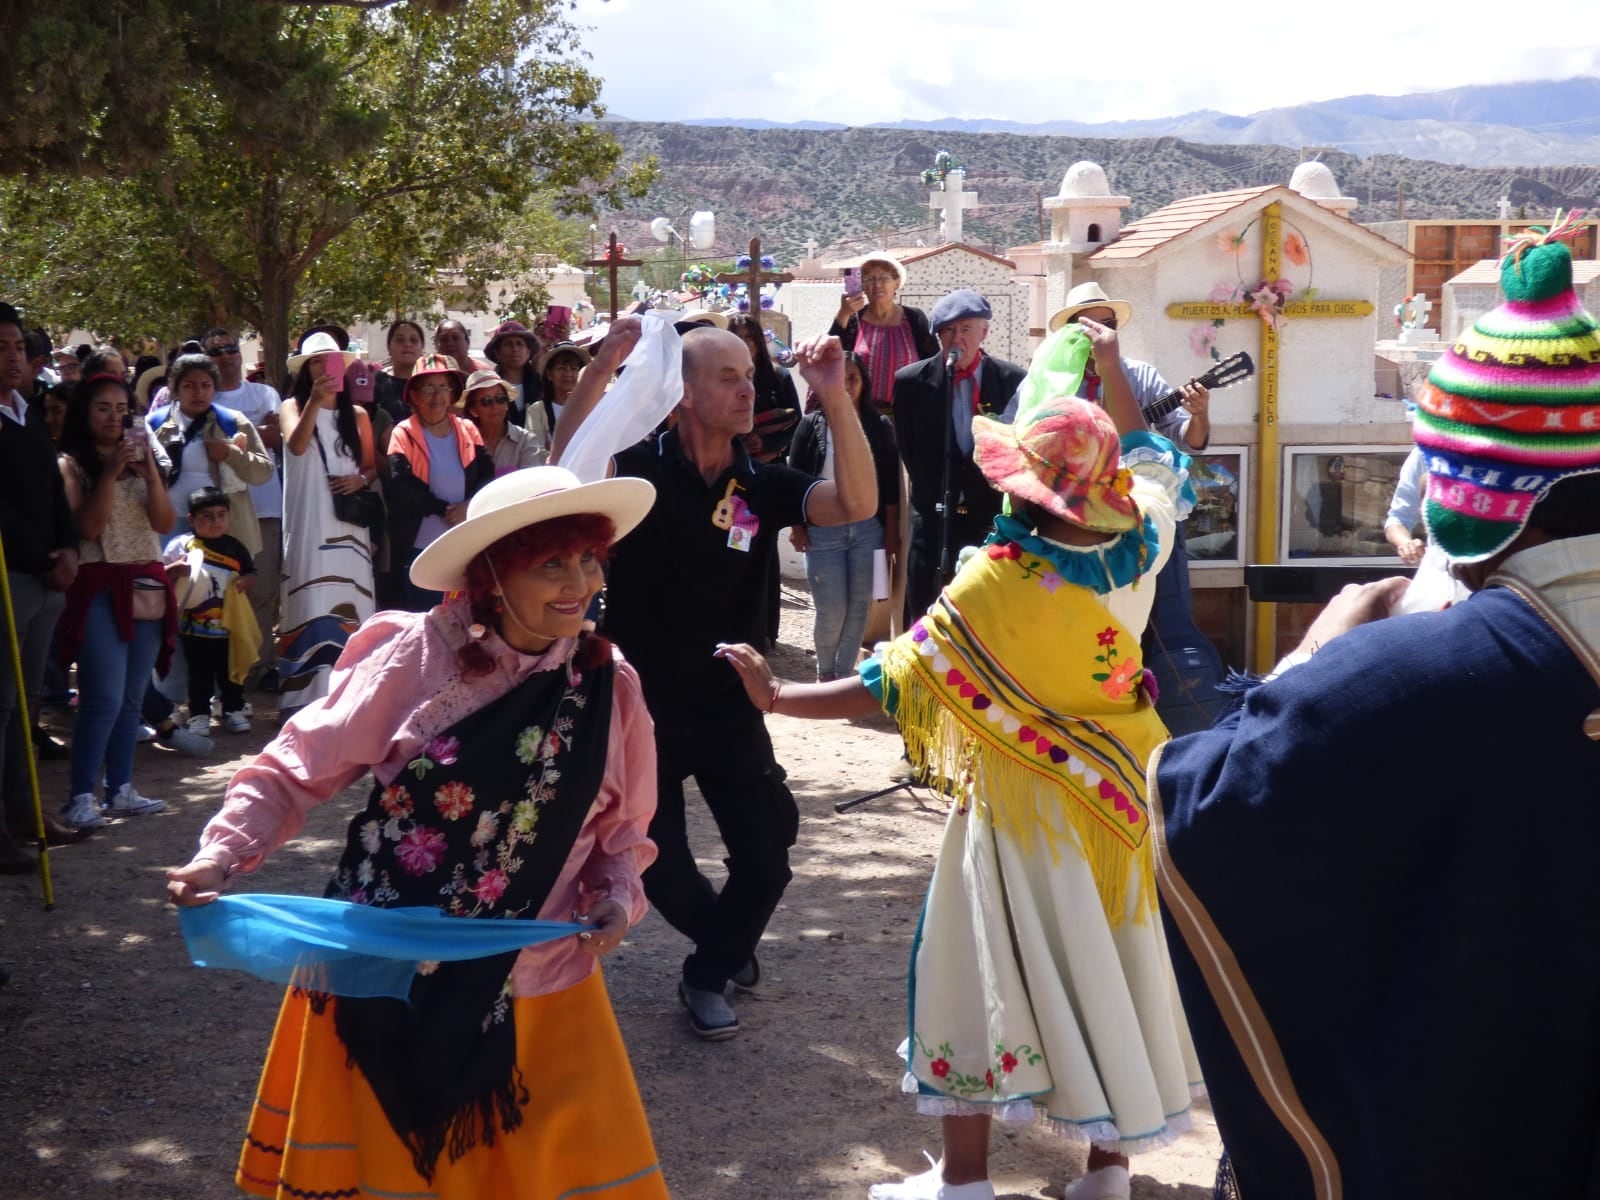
[643,710,799,991]
[181,634,243,717]
[905,508,994,626]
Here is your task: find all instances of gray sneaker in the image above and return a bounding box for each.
[679,980,740,1041]
[161,722,213,757]
[729,954,760,994]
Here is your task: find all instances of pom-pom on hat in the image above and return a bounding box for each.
[1413,210,1600,562]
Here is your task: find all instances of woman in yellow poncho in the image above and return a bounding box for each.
[717,326,1204,1200]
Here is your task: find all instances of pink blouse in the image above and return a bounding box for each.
[192,598,658,998]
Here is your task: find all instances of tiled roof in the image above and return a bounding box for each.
[1089,185,1409,264]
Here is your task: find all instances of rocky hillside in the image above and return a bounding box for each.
[602,122,1600,266]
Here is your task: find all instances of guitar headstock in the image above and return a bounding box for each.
[1202,351,1254,390]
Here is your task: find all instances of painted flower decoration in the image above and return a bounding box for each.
[1037,569,1064,593]
[1282,230,1309,267]
[985,1069,995,1090]
[1209,281,1241,304]
[1189,324,1219,357]
[1111,467,1134,498]
[1101,657,1141,699]
[379,785,412,819]
[931,1058,951,1079]
[516,726,545,765]
[474,868,509,906]
[1216,228,1248,257]
[434,781,475,821]
[1097,627,1118,647]
[1000,1051,1019,1073]
[395,825,447,875]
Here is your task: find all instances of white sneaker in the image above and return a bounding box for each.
[61,793,109,830]
[223,710,250,734]
[1065,1165,1130,1200]
[868,1156,995,1200]
[106,783,165,816]
[163,722,212,756]
[187,713,214,735]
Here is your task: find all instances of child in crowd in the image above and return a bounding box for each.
[164,487,259,739]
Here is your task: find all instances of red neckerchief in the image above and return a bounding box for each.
[952,352,984,413]
[1082,361,1102,405]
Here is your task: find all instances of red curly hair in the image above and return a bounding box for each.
[458,512,617,677]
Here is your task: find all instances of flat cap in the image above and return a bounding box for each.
[928,288,992,332]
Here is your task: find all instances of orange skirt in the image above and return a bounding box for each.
[237,967,669,1200]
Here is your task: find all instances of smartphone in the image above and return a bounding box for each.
[843,269,863,298]
[324,352,345,391]
[124,412,147,448]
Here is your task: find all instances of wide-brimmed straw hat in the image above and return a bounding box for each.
[134,364,167,410]
[286,330,360,376]
[409,466,656,592]
[1047,281,1134,333]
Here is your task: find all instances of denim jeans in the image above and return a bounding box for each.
[804,517,883,681]
[70,593,164,798]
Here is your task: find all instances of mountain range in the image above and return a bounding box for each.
[601,118,1600,269]
[649,77,1600,168]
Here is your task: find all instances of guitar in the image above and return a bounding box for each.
[1140,350,1254,425]
[1137,350,1254,734]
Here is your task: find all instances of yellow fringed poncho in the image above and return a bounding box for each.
[878,542,1171,923]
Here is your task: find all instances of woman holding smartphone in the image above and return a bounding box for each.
[828,253,940,413]
[279,333,378,716]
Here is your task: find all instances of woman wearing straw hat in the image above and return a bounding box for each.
[386,354,495,612]
[829,252,940,413]
[461,369,544,474]
[717,325,1203,1200]
[166,466,669,1200]
[278,333,378,716]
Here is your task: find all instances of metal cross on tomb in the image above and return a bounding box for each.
[583,231,642,322]
[716,237,794,317]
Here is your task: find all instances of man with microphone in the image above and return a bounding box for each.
[891,289,1027,623]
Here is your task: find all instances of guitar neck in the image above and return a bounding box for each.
[1139,355,1247,424]
[1141,390,1188,424]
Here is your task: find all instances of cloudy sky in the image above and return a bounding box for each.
[571,0,1600,126]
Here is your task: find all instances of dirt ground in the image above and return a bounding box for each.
[0,581,1221,1199]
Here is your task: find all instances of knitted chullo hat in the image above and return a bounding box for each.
[1414,211,1600,562]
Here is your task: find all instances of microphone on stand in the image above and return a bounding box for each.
[944,346,961,372]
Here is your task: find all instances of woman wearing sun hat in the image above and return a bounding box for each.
[166,466,669,1200]
[386,353,495,612]
[277,332,377,715]
[718,324,1203,1200]
[484,318,544,426]
[828,252,940,413]
[461,368,545,474]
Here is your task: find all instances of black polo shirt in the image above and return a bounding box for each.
[608,429,818,722]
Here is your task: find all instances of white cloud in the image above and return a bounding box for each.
[570,0,1600,125]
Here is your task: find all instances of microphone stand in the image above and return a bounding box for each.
[836,346,962,815]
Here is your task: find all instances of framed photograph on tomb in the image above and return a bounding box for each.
[1181,447,1248,568]
[1280,444,1414,564]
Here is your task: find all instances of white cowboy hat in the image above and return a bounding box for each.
[408,465,656,592]
[286,330,361,376]
[1047,281,1134,332]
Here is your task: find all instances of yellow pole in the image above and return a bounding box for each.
[0,531,55,909]
[1252,203,1283,673]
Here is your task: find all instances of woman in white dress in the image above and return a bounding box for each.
[278,332,378,717]
[717,326,1204,1200]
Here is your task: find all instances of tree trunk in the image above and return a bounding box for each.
[259,268,295,397]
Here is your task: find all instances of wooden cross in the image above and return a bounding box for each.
[583,230,642,322]
[929,168,979,244]
[715,237,794,320]
[1163,201,1376,670]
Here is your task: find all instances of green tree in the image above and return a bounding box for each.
[1,1,653,384]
